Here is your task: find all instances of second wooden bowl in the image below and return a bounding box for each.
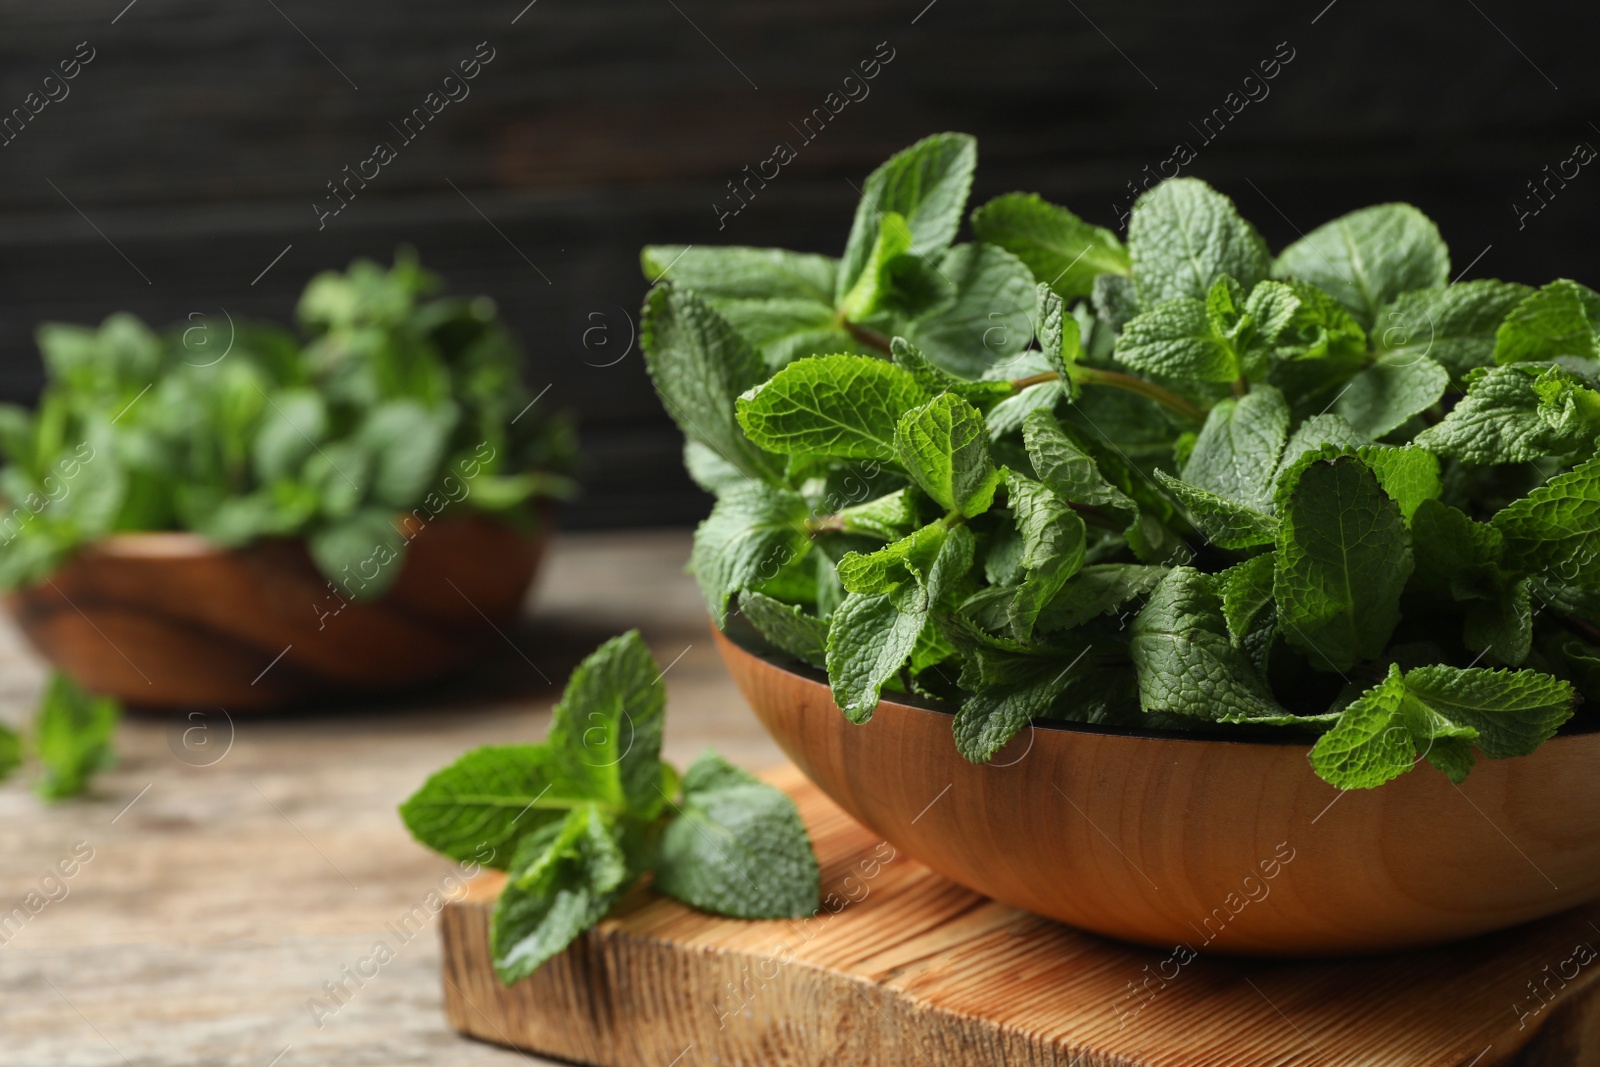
[714,627,1600,956]
[6,514,546,710]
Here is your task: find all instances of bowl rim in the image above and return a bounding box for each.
[719,619,1600,749]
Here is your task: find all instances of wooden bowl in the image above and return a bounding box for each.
[713,627,1600,956]
[5,514,547,710]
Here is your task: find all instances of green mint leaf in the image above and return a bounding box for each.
[827,526,973,720]
[546,630,667,817]
[836,521,948,596]
[838,133,977,301]
[894,393,1002,516]
[654,750,820,919]
[683,440,750,494]
[888,337,1013,409]
[1093,273,1141,330]
[1129,567,1286,721]
[952,655,1081,762]
[1128,178,1270,306]
[1022,410,1139,529]
[1004,468,1088,640]
[1374,280,1533,381]
[1218,553,1276,644]
[692,483,810,626]
[1308,665,1453,790]
[1154,471,1277,549]
[715,299,861,372]
[737,355,929,460]
[1273,204,1450,330]
[1356,444,1441,523]
[1464,578,1534,666]
[837,212,914,320]
[641,245,837,303]
[836,486,922,540]
[1410,499,1503,598]
[1493,279,1600,365]
[33,671,119,801]
[307,508,407,600]
[1274,453,1413,673]
[1492,453,1600,587]
[1403,665,1573,760]
[901,243,1037,378]
[1180,384,1290,513]
[969,192,1130,299]
[985,378,1065,440]
[1115,296,1239,383]
[1274,414,1370,482]
[1414,362,1600,465]
[356,399,455,507]
[1034,563,1168,633]
[642,286,781,480]
[1034,284,1083,390]
[252,389,328,483]
[399,743,580,870]
[1271,280,1368,363]
[738,591,828,669]
[0,719,19,783]
[1335,354,1449,438]
[491,804,629,984]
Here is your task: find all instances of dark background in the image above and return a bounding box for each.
[2,0,1597,527]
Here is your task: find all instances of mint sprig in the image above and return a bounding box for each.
[640,132,1596,791]
[400,632,820,985]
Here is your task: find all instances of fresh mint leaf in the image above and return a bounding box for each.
[1180,385,1290,514]
[1155,471,1277,549]
[490,804,630,984]
[1493,279,1600,365]
[838,133,977,301]
[894,393,1002,517]
[1128,178,1270,306]
[1128,567,1286,721]
[1271,280,1368,363]
[737,355,929,460]
[952,653,1081,762]
[901,243,1037,378]
[683,440,750,494]
[1034,563,1167,633]
[739,591,829,669]
[1335,354,1449,438]
[641,245,837,303]
[1401,664,1573,759]
[1115,296,1238,383]
[654,750,820,919]
[1463,578,1534,666]
[643,286,781,480]
[1004,468,1088,640]
[1415,362,1600,465]
[1218,553,1276,644]
[970,192,1130,299]
[1374,280,1533,381]
[1274,452,1413,672]
[33,671,119,801]
[827,525,972,720]
[1022,411,1138,529]
[1308,664,1475,789]
[1034,284,1083,390]
[1492,453,1600,587]
[837,212,914,320]
[399,743,579,870]
[1274,204,1450,330]
[691,482,810,626]
[1275,414,1369,481]
[889,337,1013,409]
[1356,444,1441,522]
[836,486,922,540]
[1410,499,1503,598]
[546,630,667,818]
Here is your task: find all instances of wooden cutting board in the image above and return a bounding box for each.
[438,765,1600,1066]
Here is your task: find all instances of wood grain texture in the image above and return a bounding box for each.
[3,513,544,709]
[714,628,1600,956]
[440,764,1600,1067]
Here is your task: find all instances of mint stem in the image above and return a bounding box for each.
[1012,368,1206,422]
[842,319,893,354]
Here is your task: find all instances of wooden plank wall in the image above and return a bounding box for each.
[1,0,1597,526]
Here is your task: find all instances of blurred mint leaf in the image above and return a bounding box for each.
[34,671,119,801]
[900,243,1037,378]
[307,508,406,600]
[1493,279,1600,365]
[1374,280,1532,381]
[690,482,810,626]
[1274,204,1450,330]
[0,719,21,783]
[1335,353,1449,438]
[739,591,829,669]
[356,399,455,507]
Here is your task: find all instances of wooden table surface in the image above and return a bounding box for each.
[0,530,780,1067]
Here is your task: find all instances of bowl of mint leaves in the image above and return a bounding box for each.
[639,133,1600,954]
[0,253,574,710]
